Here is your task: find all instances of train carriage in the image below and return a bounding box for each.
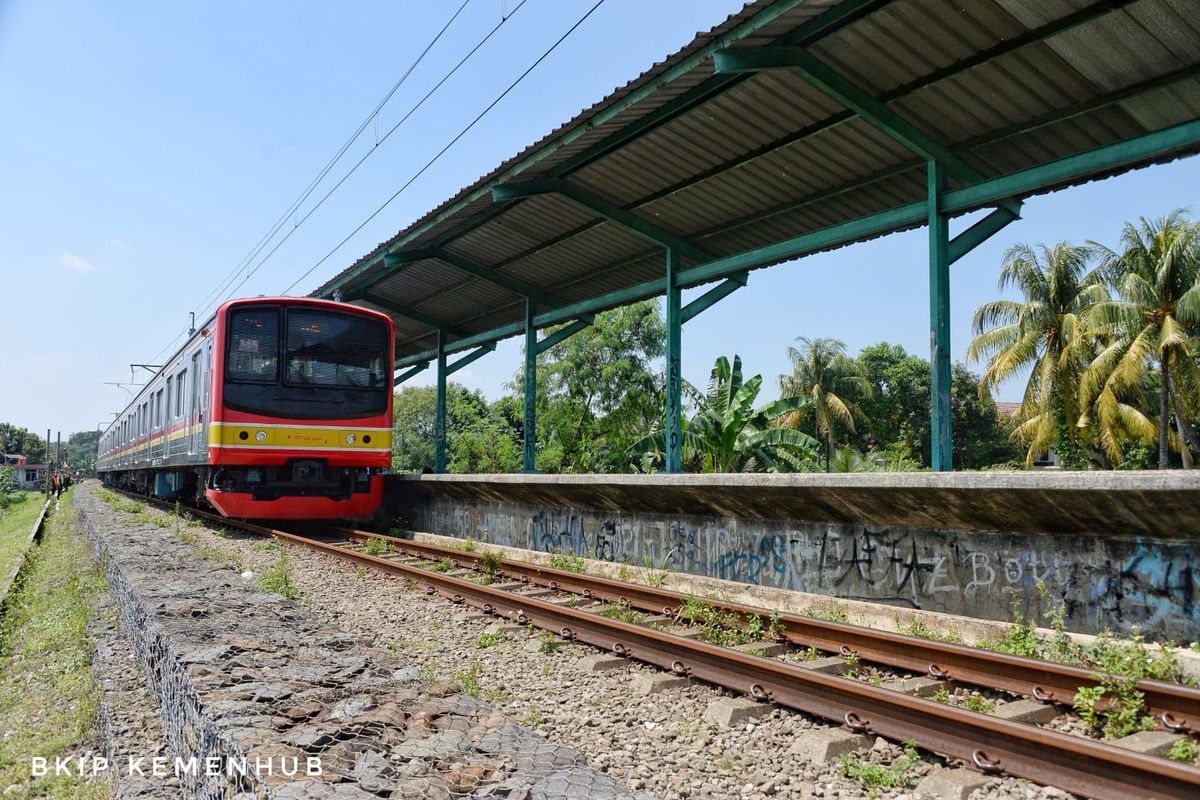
[97,297,394,520]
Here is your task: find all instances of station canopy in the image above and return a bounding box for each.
[315,0,1200,369]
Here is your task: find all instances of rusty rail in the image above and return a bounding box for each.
[332,526,1200,735]
[111,492,1200,799]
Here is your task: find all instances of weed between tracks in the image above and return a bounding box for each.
[977,586,1190,739]
[674,597,784,647]
[838,740,921,797]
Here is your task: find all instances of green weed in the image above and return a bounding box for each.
[839,740,921,796]
[599,602,649,626]
[363,537,390,556]
[1167,738,1200,764]
[675,596,771,647]
[461,538,476,552]
[962,694,995,714]
[259,549,300,599]
[454,660,482,696]
[480,550,504,577]
[476,631,507,649]
[547,551,586,573]
[429,558,455,573]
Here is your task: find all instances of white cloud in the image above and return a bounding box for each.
[58,252,97,272]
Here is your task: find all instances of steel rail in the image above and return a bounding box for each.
[259,524,1200,799]
[333,527,1200,734]
[108,491,1200,798]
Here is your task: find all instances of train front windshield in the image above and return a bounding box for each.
[285,310,387,388]
[224,306,390,419]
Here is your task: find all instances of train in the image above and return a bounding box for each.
[97,297,394,519]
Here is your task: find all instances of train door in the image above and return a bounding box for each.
[188,351,201,455]
[195,341,212,454]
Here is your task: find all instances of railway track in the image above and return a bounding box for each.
[113,489,1200,800]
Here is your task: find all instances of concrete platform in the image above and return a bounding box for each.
[388,471,1200,641]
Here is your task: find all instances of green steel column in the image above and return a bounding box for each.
[927,161,952,471]
[523,298,538,471]
[665,248,683,473]
[435,328,448,473]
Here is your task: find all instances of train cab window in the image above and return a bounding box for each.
[227,308,280,383]
[284,309,387,388]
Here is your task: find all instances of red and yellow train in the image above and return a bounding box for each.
[97,297,394,519]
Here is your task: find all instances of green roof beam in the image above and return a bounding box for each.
[549,0,895,178]
[313,0,818,299]
[492,179,713,262]
[394,362,429,386]
[680,271,748,325]
[380,249,562,308]
[445,343,496,377]
[712,46,1021,217]
[536,318,592,355]
[948,207,1019,265]
[348,290,471,337]
[396,118,1200,368]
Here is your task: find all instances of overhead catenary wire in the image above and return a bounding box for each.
[280,0,608,297]
[192,0,475,323]
[224,0,536,300]
[140,1,479,369]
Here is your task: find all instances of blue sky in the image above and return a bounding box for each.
[2,0,1198,438]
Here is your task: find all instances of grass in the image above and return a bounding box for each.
[1167,738,1200,764]
[428,558,455,573]
[895,616,963,644]
[599,601,649,626]
[480,550,504,577]
[546,551,586,573]
[839,740,921,797]
[363,536,391,556]
[0,494,109,799]
[454,660,482,696]
[537,632,563,655]
[475,631,507,649]
[979,587,1187,740]
[0,492,44,592]
[674,596,783,648]
[802,599,851,624]
[258,547,300,599]
[962,694,995,714]
[521,707,544,727]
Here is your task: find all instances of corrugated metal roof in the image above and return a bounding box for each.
[313,0,1200,363]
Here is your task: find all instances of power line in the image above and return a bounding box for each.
[282,0,608,296]
[191,0,474,322]
[226,0,532,300]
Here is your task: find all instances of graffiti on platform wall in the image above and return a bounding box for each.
[420,501,1198,638]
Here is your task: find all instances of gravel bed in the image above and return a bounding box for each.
[151,517,1106,800]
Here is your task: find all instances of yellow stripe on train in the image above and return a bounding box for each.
[208,423,392,451]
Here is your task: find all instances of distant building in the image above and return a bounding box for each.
[1,454,46,490]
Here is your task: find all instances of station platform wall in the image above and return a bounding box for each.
[384,472,1200,640]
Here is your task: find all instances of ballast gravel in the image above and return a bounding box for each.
[158,508,1083,800]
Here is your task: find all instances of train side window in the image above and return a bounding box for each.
[227,308,280,383]
[176,372,186,418]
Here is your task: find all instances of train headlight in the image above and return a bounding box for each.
[346,434,357,444]
[255,431,267,442]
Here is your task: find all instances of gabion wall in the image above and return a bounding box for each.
[76,489,642,800]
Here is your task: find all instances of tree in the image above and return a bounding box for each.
[852,342,930,459]
[0,424,46,465]
[65,430,101,474]
[1086,211,1200,468]
[658,355,817,473]
[778,337,871,470]
[391,385,521,473]
[967,242,1107,468]
[520,301,665,473]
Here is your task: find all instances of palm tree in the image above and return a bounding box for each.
[634,355,818,472]
[966,242,1107,467]
[1085,211,1200,468]
[778,337,870,471]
